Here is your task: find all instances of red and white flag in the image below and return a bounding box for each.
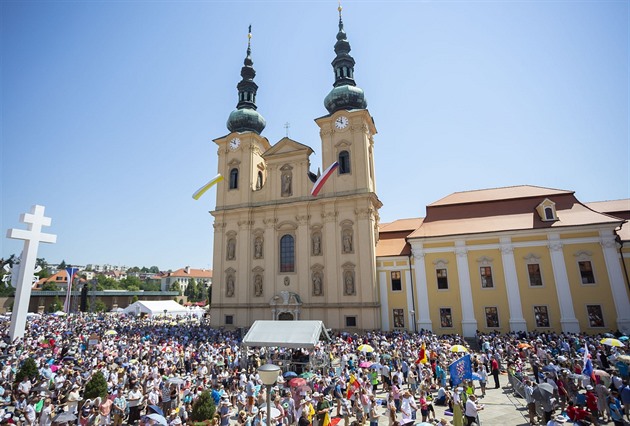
[310,161,339,196]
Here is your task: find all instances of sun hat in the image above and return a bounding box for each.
[553,415,567,423]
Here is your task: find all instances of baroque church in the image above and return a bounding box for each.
[208,9,630,336]
[209,9,382,330]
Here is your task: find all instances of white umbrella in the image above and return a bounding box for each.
[259,405,281,419]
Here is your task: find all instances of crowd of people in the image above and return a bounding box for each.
[0,312,628,426]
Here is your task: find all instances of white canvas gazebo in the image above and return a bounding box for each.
[241,320,331,348]
[123,300,188,317]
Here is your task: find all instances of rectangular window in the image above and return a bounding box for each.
[280,235,295,272]
[393,309,404,328]
[391,271,402,291]
[480,266,494,288]
[440,308,453,328]
[485,307,499,328]
[345,316,357,328]
[533,306,550,327]
[225,315,234,325]
[579,261,595,284]
[586,305,605,328]
[436,268,449,290]
[528,264,543,286]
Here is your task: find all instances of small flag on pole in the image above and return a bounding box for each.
[310,162,339,196]
[193,174,224,200]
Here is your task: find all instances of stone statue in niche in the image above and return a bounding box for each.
[256,171,263,190]
[227,238,236,260]
[226,275,235,297]
[281,172,292,197]
[254,237,263,259]
[254,274,263,297]
[344,271,355,295]
[312,233,321,256]
[342,231,353,253]
[312,272,323,296]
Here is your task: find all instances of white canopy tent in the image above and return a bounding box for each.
[241,320,331,348]
[123,300,189,317]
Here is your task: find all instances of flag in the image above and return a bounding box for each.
[346,374,360,399]
[192,174,224,200]
[449,354,472,386]
[63,267,79,313]
[310,162,339,196]
[582,342,594,380]
[415,342,428,364]
[322,412,331,426]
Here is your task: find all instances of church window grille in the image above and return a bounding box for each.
[280,235,295,272]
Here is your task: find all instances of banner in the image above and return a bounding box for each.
[449,354,472,386]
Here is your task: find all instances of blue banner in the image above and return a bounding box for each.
[449,354,472,386]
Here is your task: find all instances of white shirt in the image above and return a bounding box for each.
[465,399,481,418]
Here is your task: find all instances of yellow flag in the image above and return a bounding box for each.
[322,412,331,426]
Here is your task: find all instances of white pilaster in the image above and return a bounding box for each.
[378,270,389,331]
[411,245,433,332]
[548,234,580,333]
[600,230,630,334]
[455,241,477,337]
[404,268,415,332]
[499,237,527,332]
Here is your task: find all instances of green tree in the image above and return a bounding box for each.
[47,296,62,312]
[120,276,142,290]
[96,274,118,290]
[197,284,208,303]
[170,281,181,294]
[84,371,108,400]
[149,266,160,273]
[94,299,107,312]
[185,279,198,302]
[40,282,59,291]
[36,258,51,279]
[140,281,161,291]
[58,260,67,270]
[14,357,38,385]
[131,295,139,303]
[190,390,216,422]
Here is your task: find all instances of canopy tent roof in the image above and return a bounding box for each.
[242,320,331,348]
[123,300,188,316]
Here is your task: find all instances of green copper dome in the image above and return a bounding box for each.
[324,84,367,114]
[324,5,367,114]
[226,26,266,135]
[227,108,266,134]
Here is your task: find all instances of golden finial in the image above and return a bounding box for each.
[338,0,342,15]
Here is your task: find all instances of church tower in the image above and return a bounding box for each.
[210,10,382,330]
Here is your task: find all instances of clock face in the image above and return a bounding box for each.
[334,116,349,130]
[229,137,241,151]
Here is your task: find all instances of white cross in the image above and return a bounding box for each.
[6,205,57,341]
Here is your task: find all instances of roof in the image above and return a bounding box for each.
[167,268,213,279]
[123,300,188,315]
[429,185,572,207]
[585,199,630,219]
[242,320,331,348]
[379,218,423,233]
[376,218,422,257]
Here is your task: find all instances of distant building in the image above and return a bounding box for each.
[161,267,213,293]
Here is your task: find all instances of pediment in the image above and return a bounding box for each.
[262,137,314,158]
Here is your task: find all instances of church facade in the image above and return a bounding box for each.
[209,12,383,330]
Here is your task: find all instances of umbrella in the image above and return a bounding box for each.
[517,343,532,349]
[259,405,281,419]
[289,378,307,387]
[359,361,372,368]
[619,336,629,342]
[52,411,77,423]
[600,338,624,347]
[299,372,314,379]
[62,356,76,363]
[370,363,383,369]
[380,341,390,346]
[104,330,117,336]
[450,345,469,353]
[283,371,298,378]
[532,384,553,402]
[168,377,185,385]
[357,344,374,353]
[603,333,615,338]
[538,383,554,393]
[147,405,164,416]
[381,354,392,360]
[145,413,167,426]
[593,369,610,378]
[53,311,67,317]
[542,365,560,373]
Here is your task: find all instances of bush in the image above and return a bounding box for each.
[190,390,216,422]
[84,371,108,400]
[14,357,38,385]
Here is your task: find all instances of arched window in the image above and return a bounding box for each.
[229,168,239,189]
[339,150,350,174]
[279,234,295,272]
[544,207,555,220]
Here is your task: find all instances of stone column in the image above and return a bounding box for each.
[499,237,527,332]
[547,234,580,333]
[378,270,390,330]
[455,241,477,337]
[410,245,433,332]
[600,230,630,333]
[404,268,415,331]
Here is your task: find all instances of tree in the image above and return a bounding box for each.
[185,279,198,302]
[36,258,50,279]
[131,295,139,303]
[190,390,215,422]
[120,276,142,290]
[40,282,59,291]
[84,371,108,400]
[140,281,160,291]
[149,266,160,273]
[197,284,208,303]
[58,260,67,270]
[96,274,118,290]
[94,299,107,312]
[15,357,38,385]
[170,282,181,294]
[47,296,62,312]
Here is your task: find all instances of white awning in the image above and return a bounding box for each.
[241,320,331,348]
[123,300,188,317]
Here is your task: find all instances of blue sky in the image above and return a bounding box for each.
[2,0,628,271]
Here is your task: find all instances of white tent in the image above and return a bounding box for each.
[242,320,331,348]
[123,300,188,317]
